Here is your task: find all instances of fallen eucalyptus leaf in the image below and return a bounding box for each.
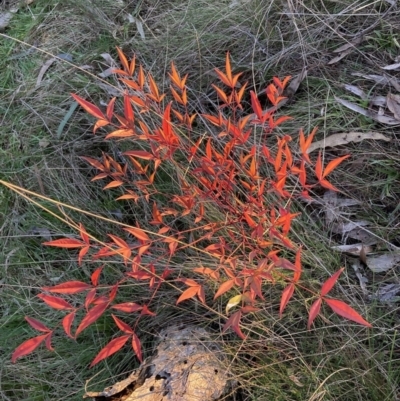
[126,13,145,41]
[366,253,400,273]
[331,220,370,235]
[39,139,49,149]
[351,260,368,294]
[307,131,391,153]
[97,82,121,97]
[332,36,364,53]
[343,85,386,106]
[100,52,116,66]
[370,284,400,303]
[351,73,400,92]
[0,11,14,30]
[98,67,116,79]
[332,243,374,255]
[381,62,400,71]
[36,58,57,87]
[386,93,400,120]
[335,96,399,125]
[328,48,354,65]
[343,84,367,99]
[284,67,307,98]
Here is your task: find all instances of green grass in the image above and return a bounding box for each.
[1,0,399,400]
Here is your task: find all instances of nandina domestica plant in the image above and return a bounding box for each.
[11,49,372,366]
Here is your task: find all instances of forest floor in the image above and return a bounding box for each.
[1,1,399,400]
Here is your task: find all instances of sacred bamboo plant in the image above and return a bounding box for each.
[12,49,372,367]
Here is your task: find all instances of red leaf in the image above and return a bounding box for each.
[215,68,232,88]
[132,333,143,363]
[90,335,130,367]
[294,248,302,282]
[94,119,109,133]
[79,223,90,244]
[315,152,323,181]
[108,284,118,302]
[222,311,246,339]
[25,316,51,332]
[141,305,156,316]
[43,238,86,248]
[81,156,104,171]
[75,302,109,337]
[250,91,263,119]
[62,311,76,338]
[116,47,130,74]
[37,294,74,310]
[11,333,49,363]
[112,314,134,334]
[106,97,116,121]
[179,278,198,287]
[103,180,124,189]
[44,332,54,351]
[212,84,229,104]
[42,281,92,294]
[322,155,350,178]
[123,150,154,160]
[321,268,344,297]
[124,94,134,123]
[197,285,206,304]
[91,266,103,287]
[85,289,97,310]
[213,279,235,300]
[71,93,105,120]
[124,226,150,242]
[324,298,372,327]
[162,102,173,140]
[299,127,317,164]
[307,298,322,330]
[279,284,295,318]
[319,178,340,192]
[105,129,135,139]
[111,302,143,313]
[78,246,90,266]
[176,286,199,304]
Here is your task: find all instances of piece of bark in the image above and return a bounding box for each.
[85,324,236,401]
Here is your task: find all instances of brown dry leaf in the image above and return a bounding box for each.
[98,68,116,79]
[351,73,400,92]
[288,374,304,387]
[366,253,400,273]
[343,84,367,99]
[332,244,374,256]
[307,131,391,153]
[370,284,400,303]
[343,85,386,107]
[97,82,121,97]
[36,58,57,87]
[284,67,307,98]
[126,14,145,41]
[381,63,400,71]
[100,52,116,66]
[351,260,368,294]
[322,191,362,225]
[328,47,354,65]
[332,36,364,54]
[386,93,400,120]
[0,11,14,29]
[335,96,399,125]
